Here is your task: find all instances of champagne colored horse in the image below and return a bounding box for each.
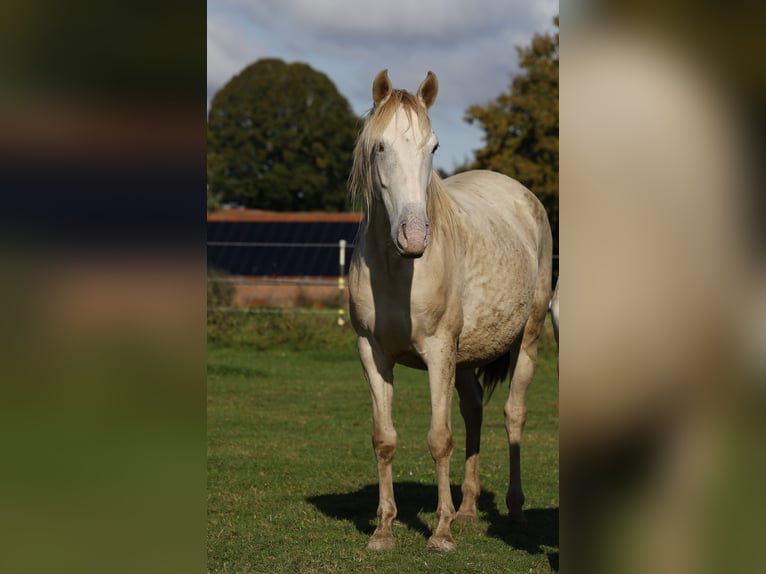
[348,70,553,552]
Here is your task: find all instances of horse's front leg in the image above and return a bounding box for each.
[357,336,398,550]
[424,338,458,552]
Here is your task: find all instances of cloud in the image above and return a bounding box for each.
[224,0,553,44]
[207,12,268,99]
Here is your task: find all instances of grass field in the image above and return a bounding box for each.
[208,311,558,573]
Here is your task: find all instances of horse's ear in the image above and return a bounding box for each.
[417,71,439,109]
[372,69,392,107]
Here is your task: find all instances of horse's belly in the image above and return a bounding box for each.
[456,271,536,365]
[456,314,528,365]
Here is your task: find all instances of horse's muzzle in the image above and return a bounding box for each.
[395,211,430,258]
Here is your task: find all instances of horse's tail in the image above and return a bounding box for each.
[549,279,560,347]
[477,351,512,403]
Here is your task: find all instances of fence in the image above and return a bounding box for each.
[207,237,352,321]
[207,210,361,277]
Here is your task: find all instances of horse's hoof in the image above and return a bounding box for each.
[509,510,527,527]
[367,532,395,551]
[454,510,479,524]
[427,534,456,552]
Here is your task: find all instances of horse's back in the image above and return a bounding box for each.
[443,170,548,237]
[441,170,550,275]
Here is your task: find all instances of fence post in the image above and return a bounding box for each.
[337,239,347,326]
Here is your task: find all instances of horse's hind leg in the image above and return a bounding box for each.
[455,368,483,523]
[505,294,549,524]
[357,336,398,550]
[504,342,534,524]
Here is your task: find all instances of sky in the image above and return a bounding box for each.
[207,0,559,173]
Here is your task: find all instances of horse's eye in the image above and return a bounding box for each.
[377,142,385,153]
[432,142,440,154]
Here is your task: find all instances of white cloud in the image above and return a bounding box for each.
[207,12,268,98]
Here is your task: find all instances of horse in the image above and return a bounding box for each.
[348,69,553,552]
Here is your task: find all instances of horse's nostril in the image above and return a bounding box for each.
[398,223,409,248]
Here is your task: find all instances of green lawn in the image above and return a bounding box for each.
[208,313,558,573]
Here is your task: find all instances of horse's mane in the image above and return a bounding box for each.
[348,89,455,235]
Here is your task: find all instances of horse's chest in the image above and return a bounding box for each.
[349,262,450,358]
[350,281,428,339]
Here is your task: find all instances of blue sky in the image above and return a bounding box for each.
[207,0,558,173]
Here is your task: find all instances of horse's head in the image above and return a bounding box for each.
[357,70,440,258]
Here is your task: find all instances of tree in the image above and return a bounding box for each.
[207,59,359,211]
[465,16,559,252]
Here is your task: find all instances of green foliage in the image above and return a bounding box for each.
[207,307,359,354]
[206,185,221,213]
[207,269,234,308]
[206,269,236,338]
[465,16,559,252]
[207,59,359,211]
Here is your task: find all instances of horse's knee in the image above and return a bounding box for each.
[428,428,454,460]
[372,430,397,463]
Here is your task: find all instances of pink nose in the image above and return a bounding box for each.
[396,218,430,257]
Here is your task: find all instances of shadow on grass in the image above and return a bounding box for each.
[306,482,558,567]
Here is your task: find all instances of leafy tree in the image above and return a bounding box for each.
[465,16,559,252]
[207,59,358,211]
